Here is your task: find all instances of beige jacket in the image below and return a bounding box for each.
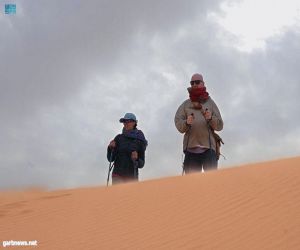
[174,97,223,152]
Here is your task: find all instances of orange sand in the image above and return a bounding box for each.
[1,156,299,249]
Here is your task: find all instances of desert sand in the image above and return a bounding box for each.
[1,156,300,249]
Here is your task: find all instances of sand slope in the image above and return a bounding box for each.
[1,156,300,249]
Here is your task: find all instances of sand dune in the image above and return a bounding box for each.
[1,156,300,249]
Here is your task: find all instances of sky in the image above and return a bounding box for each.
[1,0,300,190]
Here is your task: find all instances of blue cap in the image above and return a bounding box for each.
[119,113,137,123]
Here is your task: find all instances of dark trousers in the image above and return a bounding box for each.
[183,149,218,173]
[111,174,138,185]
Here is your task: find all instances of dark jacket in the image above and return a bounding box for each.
[107,129,147,179]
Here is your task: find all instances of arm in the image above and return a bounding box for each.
[209,99,223,131]
[136,149,145,169]
[132,140,146,169]
[106,136,118,162]
[174,102,190,133]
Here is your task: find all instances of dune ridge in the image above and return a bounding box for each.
[1,156,300,249]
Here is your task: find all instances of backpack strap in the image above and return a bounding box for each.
[198,105,224,161]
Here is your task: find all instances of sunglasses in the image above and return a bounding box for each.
[190,80,203,85]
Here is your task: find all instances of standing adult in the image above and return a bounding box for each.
[107,113,147,185]
[174,73,223,173]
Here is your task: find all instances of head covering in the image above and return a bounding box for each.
[191,73,204,82]
[119,113,137,123]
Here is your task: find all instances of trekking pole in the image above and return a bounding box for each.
[106,149,114,187]
[182,113,193,176]
[204,108,213,167]
[133,160,138,181]
[207,122,212,158]
[181,154,185,176]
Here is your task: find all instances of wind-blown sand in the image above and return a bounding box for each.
[1,156,299,249]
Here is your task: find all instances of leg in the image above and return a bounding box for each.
[112,175,125,185]
[183,152,203,174]
[202,149,218,172]
[112,174,136,185]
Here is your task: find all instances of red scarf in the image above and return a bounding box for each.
[188,87,209,103]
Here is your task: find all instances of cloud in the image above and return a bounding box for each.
[0,0,300,189]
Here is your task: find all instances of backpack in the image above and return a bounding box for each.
[212,130,224,161]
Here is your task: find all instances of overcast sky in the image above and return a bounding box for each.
[1,0,300,190]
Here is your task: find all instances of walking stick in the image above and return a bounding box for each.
[133,160,138,180]
[106,149,114,187]
[203,108,214,167]
[182,113,193,176]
